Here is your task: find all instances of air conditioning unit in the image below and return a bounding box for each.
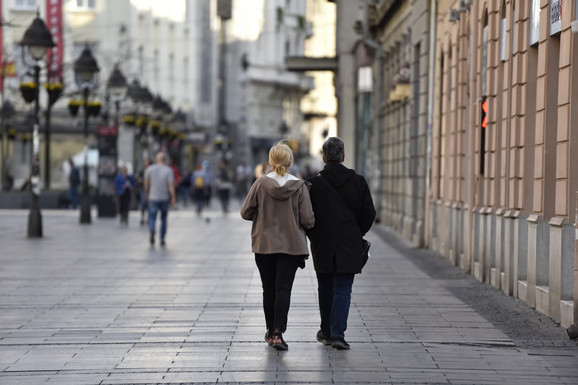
[449,9,460,22]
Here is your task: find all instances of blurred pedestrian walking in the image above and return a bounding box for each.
[216,160,233,214]
[241,141,315,350]
[234,162,251,201]
[67,158,80,209]
[306,137,376,350]
[144,152,176,246]
[136,159,151,225]
[114,165,135,225]
[192,163,208,216]
[179,166,193,207]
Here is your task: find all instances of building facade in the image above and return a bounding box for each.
[222,0,312,169]
[366,0,578,329]
[368,0,431,247]
[301,0,337,162]
[1,0,218,190]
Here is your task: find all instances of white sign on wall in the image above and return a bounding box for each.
[550,0,562,36]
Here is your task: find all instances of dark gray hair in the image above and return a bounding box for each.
[322,137,344,162]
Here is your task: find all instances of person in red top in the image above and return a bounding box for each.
[168,158,181,184]
[168,158,181,202]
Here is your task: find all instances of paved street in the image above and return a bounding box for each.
[0,202,577,385]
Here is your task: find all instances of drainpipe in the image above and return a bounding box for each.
[424,0,437,247]
[364,0,384,221]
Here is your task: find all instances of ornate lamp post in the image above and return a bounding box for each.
[107,64,127,126]
[73,45,99,224]
[20,13,54,238]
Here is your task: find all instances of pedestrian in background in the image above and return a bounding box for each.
[168,157,181,206]
[144,152,176,246]
[306,137,376,350]
[136,159,151,225]
[67,158,80,209]
[192,163,207,216]
[234,162,251,202]
[179,166,193,207]
[114,165,135,225]
[216,160,233,214]
[241,141,315,350]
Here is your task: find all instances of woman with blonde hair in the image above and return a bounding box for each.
[241,141,315,350]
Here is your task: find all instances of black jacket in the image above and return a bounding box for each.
[306,162,376,273]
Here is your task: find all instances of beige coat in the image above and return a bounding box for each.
[240,175,315,256]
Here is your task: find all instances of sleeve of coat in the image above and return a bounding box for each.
[359,183,376,235]
[240,182,258,221]
[298,184,315,230]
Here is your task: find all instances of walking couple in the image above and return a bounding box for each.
[241,137,376,351]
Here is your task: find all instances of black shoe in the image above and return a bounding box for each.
[316,330,332,345]
[149,232,155,245]
[160,239,165,246]
[331,336,350,350]
[271,332,288,350]
[264,331,273,346]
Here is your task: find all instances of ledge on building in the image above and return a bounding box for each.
[285,56,338,72]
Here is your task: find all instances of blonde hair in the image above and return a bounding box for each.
[269,141,294,177]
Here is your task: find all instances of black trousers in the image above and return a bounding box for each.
[255,253,302,333]
[119,192,131,222]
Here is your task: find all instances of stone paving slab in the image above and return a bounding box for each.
[0,204,577,384]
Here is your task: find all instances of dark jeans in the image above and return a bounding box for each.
[148,200,169,239]
[316,272,355,338]
[68,186,79,209]
[218,188,230,213]
[140,190,147,219]
[119,193,131,222]
[255,253,301,333]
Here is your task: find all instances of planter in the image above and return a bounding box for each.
[19,83,36,104]
[123,115,136,125]
[68,100,83,117]
[45,83,63,106]
[87,102,101,117]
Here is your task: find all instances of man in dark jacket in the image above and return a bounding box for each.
[306,137,376,349]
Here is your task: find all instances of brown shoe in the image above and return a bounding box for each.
[264,331,273,346]
[271,332,288,350]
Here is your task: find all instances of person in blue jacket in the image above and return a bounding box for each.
[114,165,136,225]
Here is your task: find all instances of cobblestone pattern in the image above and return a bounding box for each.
[0,205,576,384]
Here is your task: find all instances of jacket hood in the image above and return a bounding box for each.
[319,162,356,188]
[261,177,305,200]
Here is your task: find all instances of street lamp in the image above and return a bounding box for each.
[107,64,127,126]
[20,13,54,238]
[73,45,99,224]
[95,64,127,218]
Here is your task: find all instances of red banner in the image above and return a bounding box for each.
[46,0,63,82]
